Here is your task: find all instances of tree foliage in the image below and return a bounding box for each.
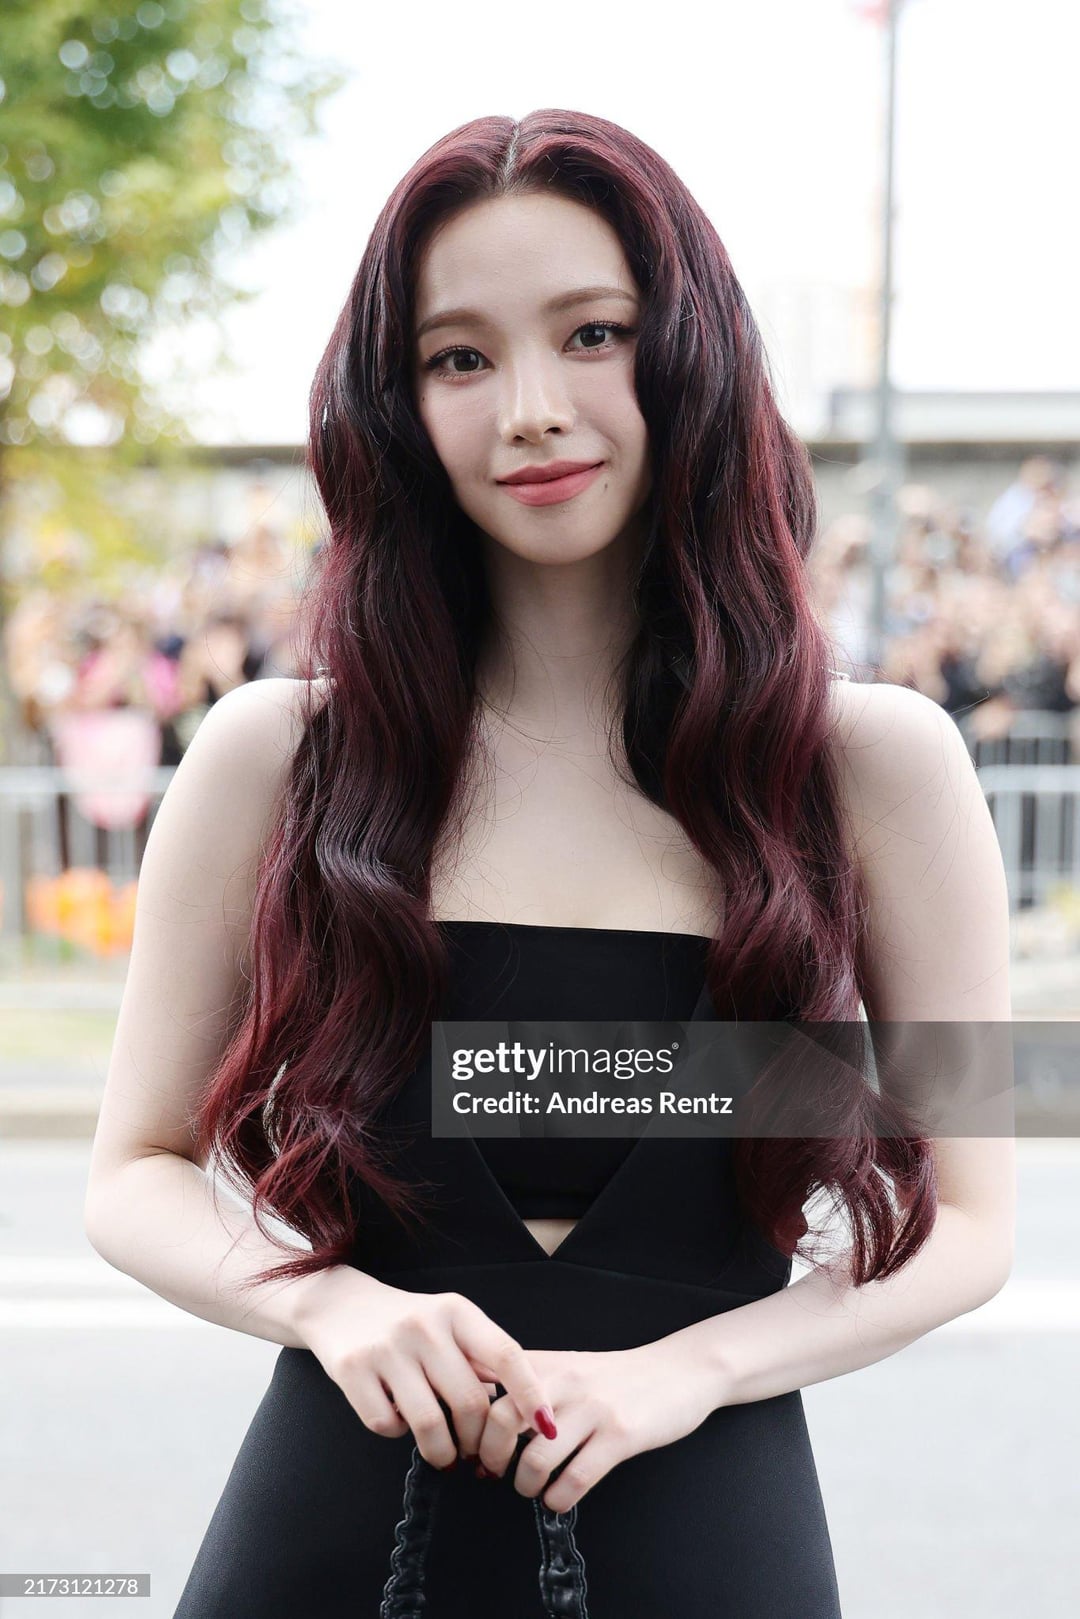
[0,0,344,452]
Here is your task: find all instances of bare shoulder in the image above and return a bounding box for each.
[827,677,1011,1015]
[210,673,332,759]
[826,677,974,857]
[190,676,333,814]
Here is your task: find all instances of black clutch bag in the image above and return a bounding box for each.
[379,1436,590,1618]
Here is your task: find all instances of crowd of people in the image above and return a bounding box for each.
[814,454,1079,748]
[6,516,303,782]
[3,454,1078,836]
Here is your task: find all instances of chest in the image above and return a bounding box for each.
[429,725,725,937]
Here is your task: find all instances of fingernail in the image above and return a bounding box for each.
[534,1405,558,1440]
[474,1462,491,1479]
[440,1456,458,1471]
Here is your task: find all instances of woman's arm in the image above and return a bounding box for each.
[661,684,1017,1406]
[83,675,367,1346]
[662,1187,1011,1408]
[85,1148,386,1349]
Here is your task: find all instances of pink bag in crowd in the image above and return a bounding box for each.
[49,708,162,830]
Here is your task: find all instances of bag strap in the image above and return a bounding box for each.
[532,1494,589,1615]
[380,1443,589,1618]
[378,1442,442,1618]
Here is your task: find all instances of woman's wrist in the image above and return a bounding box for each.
[287,1262,394,1351]
[644,1325,734,1412]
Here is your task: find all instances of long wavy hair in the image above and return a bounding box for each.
[193,109,937,1291]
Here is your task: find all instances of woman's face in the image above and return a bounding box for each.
[411,192,652,567]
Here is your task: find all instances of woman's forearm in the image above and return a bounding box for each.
[84,1150,389,1349]
[663,1202,1012,1409]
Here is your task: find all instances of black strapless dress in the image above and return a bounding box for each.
[173,921,842,1617]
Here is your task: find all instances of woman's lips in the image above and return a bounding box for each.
[498,462,605,507]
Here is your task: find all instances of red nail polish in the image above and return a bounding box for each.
[534,1405,557,1440]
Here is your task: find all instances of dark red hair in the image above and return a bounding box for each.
[193,109,936,1290]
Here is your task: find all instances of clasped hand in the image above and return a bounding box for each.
[470,1341,720,1514]
[299,1272,722,1516]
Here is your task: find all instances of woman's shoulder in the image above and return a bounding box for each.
[826,677,968,852]
[222,673,335,723]
[193,676,334,788]
[827,675,950,743]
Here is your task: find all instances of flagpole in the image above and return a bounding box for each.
[854,0,906,675]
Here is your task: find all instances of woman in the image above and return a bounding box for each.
[85,110,1014,1618]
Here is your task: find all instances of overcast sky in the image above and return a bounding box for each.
[146,0,1077,446]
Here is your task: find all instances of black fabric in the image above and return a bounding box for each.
[464,923,711,1219]
[173,922,842,1618]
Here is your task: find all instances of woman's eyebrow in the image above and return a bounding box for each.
[415,285,639,341]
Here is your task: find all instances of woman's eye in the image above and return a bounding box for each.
[568,321,629,353]
[423,320,635,378]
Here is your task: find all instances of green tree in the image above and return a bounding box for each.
[0,0,343,754]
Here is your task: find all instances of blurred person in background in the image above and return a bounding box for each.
[2,591,79,760]
[930,579,1002,716]
[189,536,233,594]
[995,590,1079,724]
[165,609,263,759]
[810,513,872,676]
[226,516,294,618]
[1003,492,1069,583]
[241,582,306,679]
[46,603,180,862]
[985,454,1065,572]
[65,604,181,719]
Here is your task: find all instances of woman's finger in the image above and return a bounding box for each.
[475,1391,544,1477]
[378,1355,459,1469]
[449,1308,557,1440]
[335,1368,411,1439]
[530,1431,611,1513]
[415,1343,504,1459]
